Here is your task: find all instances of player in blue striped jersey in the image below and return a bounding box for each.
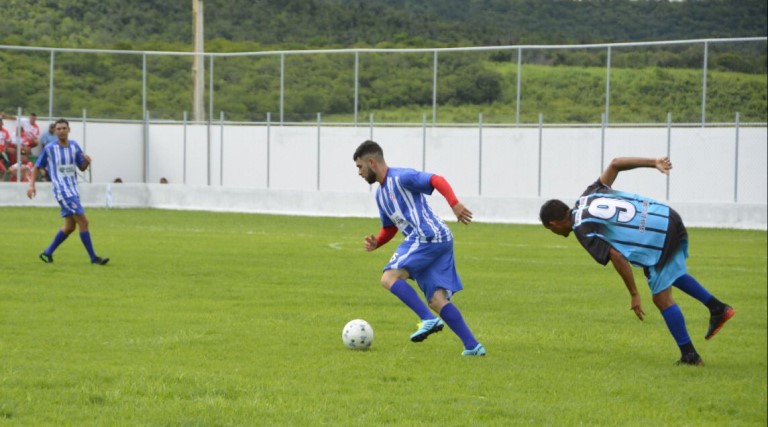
[540,157,734,366]
[353,140,485,356]
[27,118,109,265]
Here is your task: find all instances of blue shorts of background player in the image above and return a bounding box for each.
[385,239,463,302]
[58,195,85,217]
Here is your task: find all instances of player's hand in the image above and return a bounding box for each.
[452,202,472,225]
[27,185,36,199]
[630,294,645,321]
[364,234,378,252]
[656,157,672,175]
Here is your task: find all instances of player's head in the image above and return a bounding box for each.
[54,118,70,140]
[540,199,572,237]
[30,113,37,124]
[353,140,384,184]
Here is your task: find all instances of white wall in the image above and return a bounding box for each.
[1,120,765,229]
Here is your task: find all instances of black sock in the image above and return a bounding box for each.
[705,296,726,314]
[680,342,697,356]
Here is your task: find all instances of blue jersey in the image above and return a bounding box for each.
[35,140,86,201]
[376,167,452,243]
[572,180,686,268]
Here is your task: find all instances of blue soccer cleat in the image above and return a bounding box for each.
[462,343,486,356]
[410,317,444,342]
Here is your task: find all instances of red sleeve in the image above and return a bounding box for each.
[429,174,459,207]
[376,225,398,247]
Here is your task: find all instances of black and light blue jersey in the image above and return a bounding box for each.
[572,180,683,268]
[376,167,452,243]
[35,140,85,201]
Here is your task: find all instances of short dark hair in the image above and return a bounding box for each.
[539,199,570,225]
[55,118,69,127]
[353,140,383,161]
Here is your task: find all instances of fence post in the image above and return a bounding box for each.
[219,110,224,186]
[143,110,149,184]
[267,112,271,189]
[537,113,543,198]
[48,50,55,119]
[600,112,606,173]
[207,56,214,186]
[432,50,438,126]
[702,41,709,127]
[516,48,522,128]
[734,112,740,202]
[183,111,188,185]
[280,53,285,124]
[478,112,483,196]
[317,112,322,191]
[666,112,672,201]
[15,107,22,182]
[354,51,359,127]
[83,108,91,183]
[604,46,612,125]
[369,113,374,140]
[422,114,427,172]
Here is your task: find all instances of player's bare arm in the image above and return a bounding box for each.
[78,154,92,172]
[26,168,38,199]
[608,247,645,321]
[599,157,673,187]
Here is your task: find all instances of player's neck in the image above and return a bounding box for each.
[378,165,388,185]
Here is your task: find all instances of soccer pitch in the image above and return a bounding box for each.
[1,207,765,426]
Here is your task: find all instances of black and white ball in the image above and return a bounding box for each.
[342,319,374,350]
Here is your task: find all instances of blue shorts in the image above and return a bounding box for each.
[644,241,689,295]
[384,239,463,301]
[57,196,85,217]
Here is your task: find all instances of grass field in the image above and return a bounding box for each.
[0,207,765,426]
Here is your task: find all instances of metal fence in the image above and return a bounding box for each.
[1,37,766,126]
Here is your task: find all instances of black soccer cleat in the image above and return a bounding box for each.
[705,305,735,340]
[39,252,53,264]
[91,256,110,265]
[675,352,704,366]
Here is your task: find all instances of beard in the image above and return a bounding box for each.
[364,169,376,184]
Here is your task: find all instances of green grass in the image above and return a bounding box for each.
[0,207,765,426]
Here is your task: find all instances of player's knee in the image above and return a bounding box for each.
[379,275,394,290]
[652,289,675,311]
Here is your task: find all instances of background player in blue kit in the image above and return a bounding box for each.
[27,118,109,265]
[353,140,485,356]
[539,156,735,366]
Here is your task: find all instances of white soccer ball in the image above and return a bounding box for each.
[342,319,374,350]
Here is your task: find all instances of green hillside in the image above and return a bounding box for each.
[0,0,765,123]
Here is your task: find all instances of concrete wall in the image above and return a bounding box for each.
[1,121,765,229]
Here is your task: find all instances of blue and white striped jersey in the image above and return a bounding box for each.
[572,180,677,268]
[35,140,85,201]
[376,167,452,243]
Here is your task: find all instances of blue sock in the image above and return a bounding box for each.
[79,231,97,261]
[45,230,69,255]
[390,279,433,320]
[661,304,692,348]
[440,303,479,350]
[672,274,712,305]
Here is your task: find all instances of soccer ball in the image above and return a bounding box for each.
[342,319,374,350]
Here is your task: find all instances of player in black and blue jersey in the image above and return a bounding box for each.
[539,157,734,366]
